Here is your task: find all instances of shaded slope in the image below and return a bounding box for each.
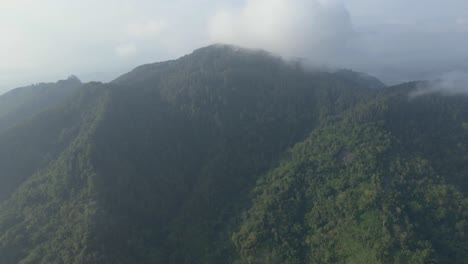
[0,76,84,201]
[0,84,110,263]
[0,81,96,202]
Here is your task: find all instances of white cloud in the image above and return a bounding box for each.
[115,43,137,57]
[456,18,467,25]
[209,0,354,61]
[125,19,167,38]
[411,71,468,97]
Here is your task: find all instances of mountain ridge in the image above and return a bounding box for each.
[0,45,466,264]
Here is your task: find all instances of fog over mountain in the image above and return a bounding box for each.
[411,71,468,97]
[1,0,468,93]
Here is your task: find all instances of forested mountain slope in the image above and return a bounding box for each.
[0,45,466,263]
[234,94,468,263]
[0,76,84,200]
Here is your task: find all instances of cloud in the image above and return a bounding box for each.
[456,18,468,25]
[125,19,167,38]
[208,0,468,85]
[209,0,354,61]
[411,71,468,97]
[115,43,137,57]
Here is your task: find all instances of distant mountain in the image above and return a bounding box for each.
[333,69,386,90]
[0,45,466,264]
[0,75,82,133]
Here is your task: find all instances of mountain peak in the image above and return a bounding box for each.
[67,75,81,82]
[57,75,82,86]
[112,44,282,85]
[190,43,276,59]
[66,75,82,84]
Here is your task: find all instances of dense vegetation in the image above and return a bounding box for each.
[0,45,466,263]
[234,108,467,264]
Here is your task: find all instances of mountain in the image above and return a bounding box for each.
[333,69,386,90]
[234,88,468,263]
[0,45,466,264]
[0,75,82,134]
[0,76,85,201]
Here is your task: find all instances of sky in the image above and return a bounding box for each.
[1,0,468,93]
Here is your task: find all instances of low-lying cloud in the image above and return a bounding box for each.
[411,71,468,97]
[115,43,138,57]
[125,20,167,39]
[210,0,354,62]
[208,0,468,85]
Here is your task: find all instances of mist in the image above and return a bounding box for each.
[210,0,354,62]
[411,71,468,97]
[209,0,468,85]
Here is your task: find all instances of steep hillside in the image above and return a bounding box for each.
[0,82,100,202]
[0,84,110,263]
[234,102,468,263]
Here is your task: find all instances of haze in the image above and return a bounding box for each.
[1,0,468,93]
